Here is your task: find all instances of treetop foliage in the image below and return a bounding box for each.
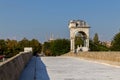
[43,39,70,56]
[111,32,120,51]
[0,38,42,58]
[89,33,109,51]
[0,32,120,58]
[93,33,99,44]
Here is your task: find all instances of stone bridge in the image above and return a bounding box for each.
[0,52,32,80]
[0,52,120,80]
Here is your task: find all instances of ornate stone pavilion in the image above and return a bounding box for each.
[68,20,90,52]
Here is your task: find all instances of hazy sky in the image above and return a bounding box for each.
[0,0,120,43]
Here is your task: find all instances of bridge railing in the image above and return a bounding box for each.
[0,51,32,80]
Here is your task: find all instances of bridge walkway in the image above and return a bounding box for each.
[19,56,120,80]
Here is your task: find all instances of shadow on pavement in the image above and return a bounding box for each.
[19,56,50,80]
[36,56,50,80]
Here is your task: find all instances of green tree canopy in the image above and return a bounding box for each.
[50,39,70,56]
[43,42,52,56]
[89,39,109,51]
[0,39,7,55]
[93,33,99,44]
[30,39,42,54]
[75,36,84,48]
[111,32,120,51]
[89,33,109,51]
[5,39,18,57]
[18,38,30,51]
[0,38,42,58]
[43,39,70,56]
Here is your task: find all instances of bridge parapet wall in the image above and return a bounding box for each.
[63,51,120,62]
[0,52,32,80]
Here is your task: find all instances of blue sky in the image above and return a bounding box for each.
[0,0,120,43]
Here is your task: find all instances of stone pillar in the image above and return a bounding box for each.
[70,38,75,52]
[84,39,86,47]
[86,38,89,48]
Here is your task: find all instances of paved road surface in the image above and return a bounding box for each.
[19,56,120,80]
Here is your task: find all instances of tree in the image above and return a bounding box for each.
[50,39,70,56]
[111,32,120,51]
[89,38,109,51]
[43,39,70,56]
[30,39,42,55]
[89,39,99,51]
[93,33,99,44]
[5,39,18,57]
[0,38,42,58]
[43,42,52,56]
[0,39,7,55]
[75,36,84,48]
[18,38,30,51]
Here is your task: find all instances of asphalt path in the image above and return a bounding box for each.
[19,56,120,80]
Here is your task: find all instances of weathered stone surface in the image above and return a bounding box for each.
[68,20,90,52]
[19,56,120,80]
[0,52,32,80]
[42,57,120,80]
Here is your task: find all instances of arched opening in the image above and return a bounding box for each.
[69,19,90,52]
[75,31,87,52]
